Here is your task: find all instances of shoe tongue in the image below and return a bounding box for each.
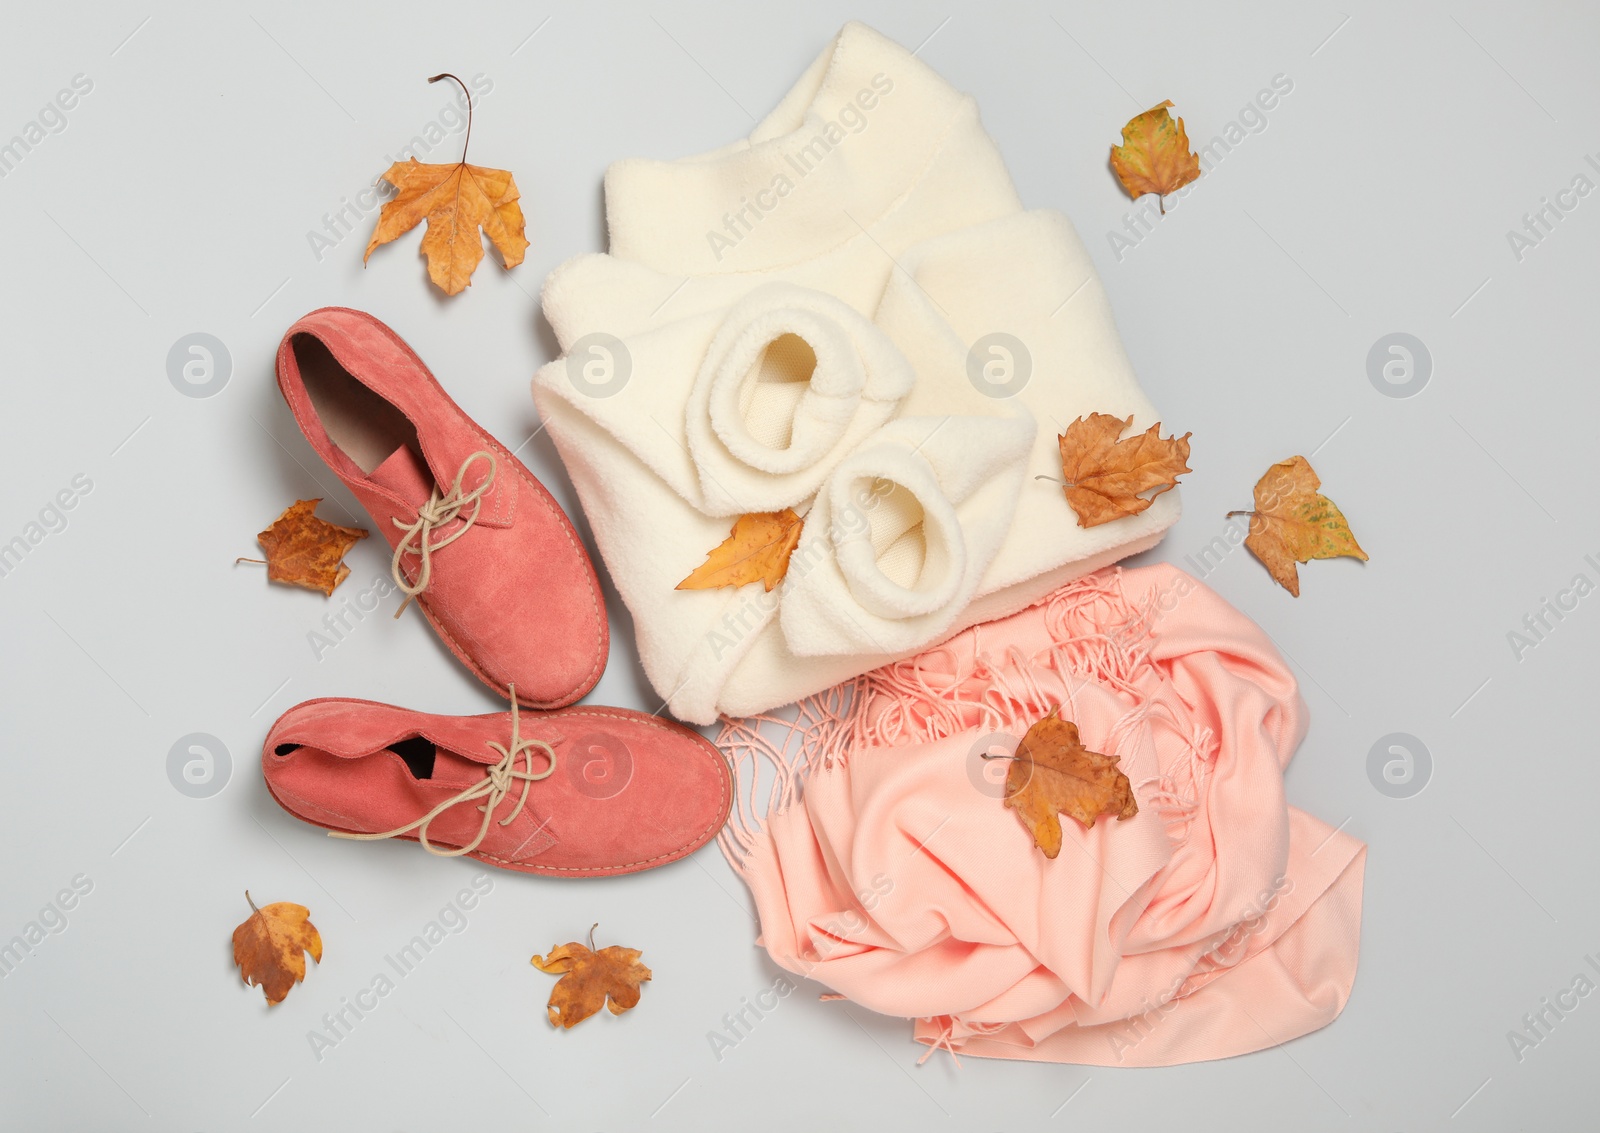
[368,444,435,506]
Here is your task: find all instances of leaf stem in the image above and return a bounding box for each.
[1224,510,1256,519]
[245,890,260,915]
[428,72,473,164]
[587,922,599,951]
[235,557,266,565]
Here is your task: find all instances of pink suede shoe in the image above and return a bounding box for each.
[275,307,607,709]
[262,695,731,878]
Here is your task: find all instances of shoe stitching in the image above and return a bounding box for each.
[281,309,606,705]
[335,307,606,700]
[266,706,732,874]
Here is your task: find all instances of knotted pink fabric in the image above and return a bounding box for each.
[718,563,1365,1065]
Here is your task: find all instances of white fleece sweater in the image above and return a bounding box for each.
[533,22,1178,724]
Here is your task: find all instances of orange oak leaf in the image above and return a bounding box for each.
[1056,413,1192,528]
[676,509,804,592]
[996,708,1137,858]
[364,74,528,296]
[1229,455,1367,596]
[1110,100,1201,212]
[249,499,368,596]
[530,925,652,1029]
[232,891,322,1006]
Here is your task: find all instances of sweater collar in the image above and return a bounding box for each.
[603,22,967,276]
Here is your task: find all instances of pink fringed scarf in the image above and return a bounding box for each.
[717,564,1365,1066]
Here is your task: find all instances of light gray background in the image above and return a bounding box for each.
[2,1,1595,1129]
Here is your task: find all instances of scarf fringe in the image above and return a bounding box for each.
[716,567,1215,873]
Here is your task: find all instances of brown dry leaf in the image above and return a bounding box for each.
[363,74,527,296]
[365,158,528,295]
[1057,413,1192,528]
[1232,455,1367,596]
[1110,100,1201,211]
[999,708,1137,858]
[676,509,804,592]
[232,891,322,1006]
[530,926,652,1029]
[252,499,368,596]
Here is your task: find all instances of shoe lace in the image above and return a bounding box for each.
[330,688,556,858]
[390,449,498,618]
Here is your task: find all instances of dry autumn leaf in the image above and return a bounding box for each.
[232,891,322,1006]
[1229,455,1367,596]
[530,925,652,1029]
[244,499,368,596]
[364,74,529,296]
[992,708,1137,859]
[676,509,804,592]
[1056,413,1192,528]
[1110,100,1201,213]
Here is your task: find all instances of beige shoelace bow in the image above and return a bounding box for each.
[330,689,556,858]
[390,449,498,618]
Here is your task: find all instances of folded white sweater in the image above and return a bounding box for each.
[533,22,1178,724]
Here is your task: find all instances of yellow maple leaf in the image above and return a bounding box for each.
[363,74,528,295]
[676,509,805,592]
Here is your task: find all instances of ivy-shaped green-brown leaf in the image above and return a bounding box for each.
[1230,455,1367,596]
